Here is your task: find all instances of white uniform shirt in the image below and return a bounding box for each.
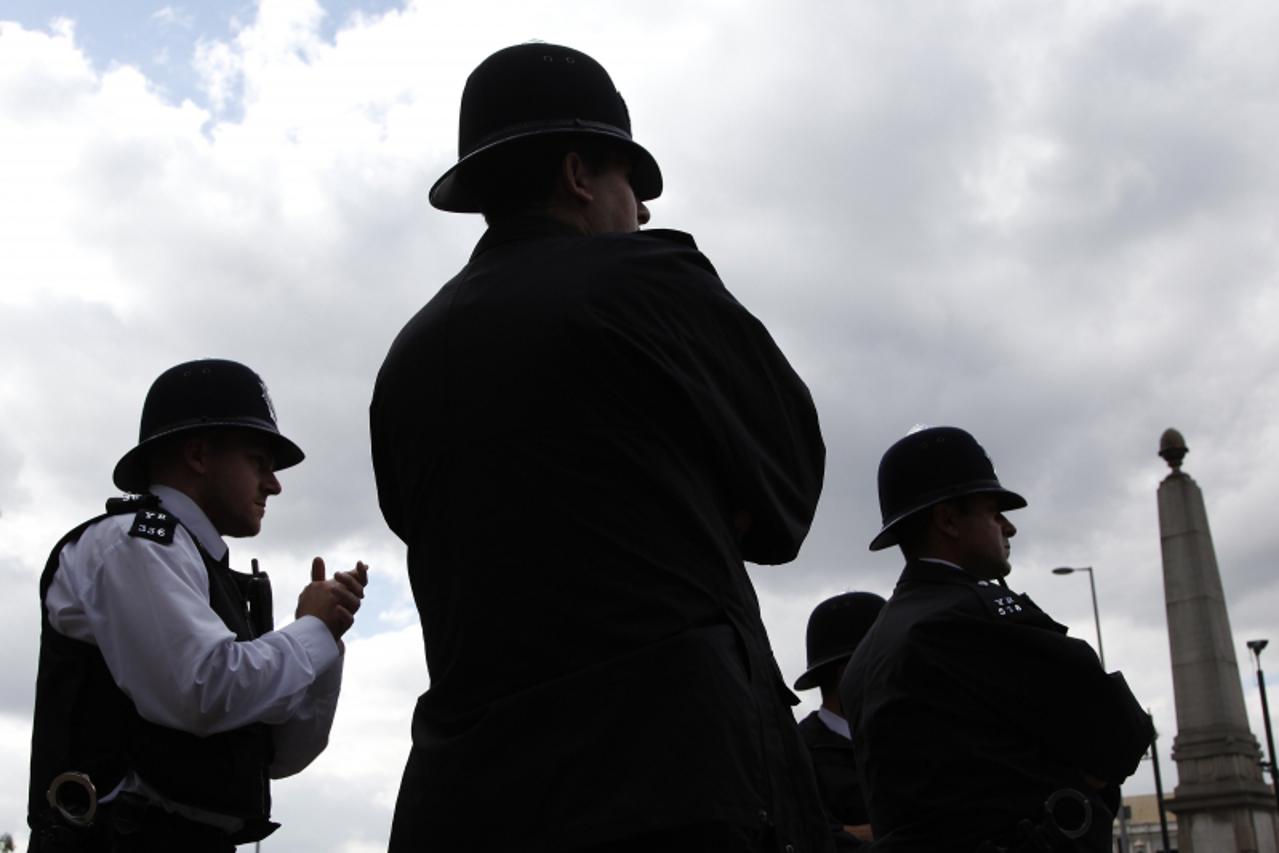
[817,706,851,741]
[918,557,968,574]
[44,485,344,821]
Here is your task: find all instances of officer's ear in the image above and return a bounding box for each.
[932,500,965,542]
[179,432,220,477]
[558,151,595,205]
[144,432,209,490]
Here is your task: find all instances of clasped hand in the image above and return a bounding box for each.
[295,557,370,645]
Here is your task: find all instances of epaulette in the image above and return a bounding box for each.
[974,581,1064,631]
[127,507,176,545]
[974,580,1028,620]
[985,591,1027,619]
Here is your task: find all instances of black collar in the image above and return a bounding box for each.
[471,214,581,261]
[899,559,982,587]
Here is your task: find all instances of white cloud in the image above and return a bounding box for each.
[0,714,34,850]
[268,627,423,851]
[4,0,1279,848]
[152,6,195,30]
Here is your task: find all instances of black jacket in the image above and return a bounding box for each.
[839,561,1152,852]
[797,711,869,850]
[370,217,829,852]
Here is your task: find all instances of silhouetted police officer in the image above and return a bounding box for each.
[839,427,1152,852]
[371,43,829,853]
[794,592,885,850]
[29,359,368,852]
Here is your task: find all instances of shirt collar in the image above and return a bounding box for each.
[917,557,968,574]
[149,485,228,563]
[817,706,851,740]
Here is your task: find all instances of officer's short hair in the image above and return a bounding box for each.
[143,427,263,482]
[466,137,621,224]
[896,495,984,555]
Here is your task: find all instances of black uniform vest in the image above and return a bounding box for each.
[28,495,275,842]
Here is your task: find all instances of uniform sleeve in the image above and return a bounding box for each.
[270,655,343,778]
[913,609,1153,783]
[50,523,341,737]
[591,235,826,564]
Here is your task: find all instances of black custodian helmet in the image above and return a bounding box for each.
[869,426,1025,551]
[112,359,304,493]
[429,42,663,212]
[793,591,886,691]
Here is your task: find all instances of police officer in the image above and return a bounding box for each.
[371,43,829,852]
[839,427,1152,852]
[28,359,369,852]
[794,592,885,850]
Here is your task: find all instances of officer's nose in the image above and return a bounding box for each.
[637,201,650,227]
[265,470,282,496]
[1000,514,1016,538]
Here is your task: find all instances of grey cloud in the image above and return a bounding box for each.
[0,555,41,717]
[7,2,1279,847]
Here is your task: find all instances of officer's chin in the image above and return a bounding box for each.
[990,558,1012,579]
[224,518,263,539]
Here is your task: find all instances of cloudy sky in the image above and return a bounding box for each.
[3,0,1279,849]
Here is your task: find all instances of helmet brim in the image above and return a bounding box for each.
[112,421,305,494]
[868,486,1027,552]
[793,652,854,692]
[429,126,663,213]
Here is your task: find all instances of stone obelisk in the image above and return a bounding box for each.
[1157,428,1278,852]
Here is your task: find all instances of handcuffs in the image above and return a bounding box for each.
[1044,787,1092,839]
[46,771,97,827]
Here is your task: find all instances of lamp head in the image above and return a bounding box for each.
[1052,567,1075,575]
[1248,639,1270,655]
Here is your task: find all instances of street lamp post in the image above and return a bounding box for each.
[1051,566,1104,668]
[1246,639,1279,816]
[1146,711,1172,853]
[1052,565,1129,852]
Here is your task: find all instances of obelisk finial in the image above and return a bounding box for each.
[1159,428,1188,471]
